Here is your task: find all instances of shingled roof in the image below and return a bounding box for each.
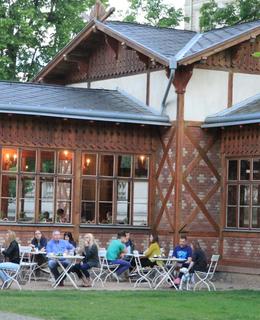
[0,81,170,126]
[203,94,260,128]
[34,19,260,81]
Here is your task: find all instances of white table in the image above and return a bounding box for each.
[31,251,49,280]
[47,255,84,289]
[152,257,186,290]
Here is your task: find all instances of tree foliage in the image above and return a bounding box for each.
[199,0,260,32]
[0,0,108,81]
[124,0,186,28]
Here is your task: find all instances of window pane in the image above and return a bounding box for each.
[116,180,130,224]
[240,160,250,180]
[21,150,36,172]
[82,154,96,175]
[2,148,17,171]
[1,176,16,198]
[58,150,73,174]
[40,151,55,173]
[56,202,71,223]
[227,207,236,227]
[39,201,54,223]
[253,159,260,180]
[99,203,112,224]
[18,177,35,222]
[252,207,260,228]
[81,202,95,224]
[240,185,250,205]
[252,185,260,205]
[118,155,131,177]
[239,207,249,228]
[82,180,96,201]
[100,155,114,176]
[227,185,237,205]
[39,178,54,223]
[133,181,148,226]
[40,178,54,199]
[0,198,16,222]
[228,160,237,180]
[135,155,149,178]
[57,180,72,201]
[99,180,113,201]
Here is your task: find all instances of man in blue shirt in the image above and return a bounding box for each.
[171,235,192,286]
[46,230,75,286]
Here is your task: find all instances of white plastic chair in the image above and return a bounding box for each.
[0,264,22,290]
[133,250,154,288]
[19,246,38,283]
[193,254,220,291]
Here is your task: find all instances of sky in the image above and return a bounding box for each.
[108,0,185,23]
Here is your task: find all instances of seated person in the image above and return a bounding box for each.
[106,231,131,280]
[40,211,52,223]
[172,235,192,285]
[133,233,161,268]
[0,230,20,288]
[64,232,77,248]
[186,240,207,274]
[46,230,75,287]
[56,208,68,223]
[70,233,99,287]
[125,232,135,255]
[31,230,48,266]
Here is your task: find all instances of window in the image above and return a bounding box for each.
[226,158,260,229]
[0,148,74,223]
[81,153,150,225]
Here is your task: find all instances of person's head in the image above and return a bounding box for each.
[43,211,49,219]
[149,232,159,244]
[125,232,130,241]
[57,208,65,217]
[191,240,201,251]
[52,230,61,241]
[64,232,74,242]
[84,233,95,246]
[34,230,42,240]
[117,231,127,243]
[179,235,188,248]
[5,230,16,245]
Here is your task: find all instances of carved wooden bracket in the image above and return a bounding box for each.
[136,52,150,69]
[105,36,119,60]
[173,65,194,94]
[63,54,88,74]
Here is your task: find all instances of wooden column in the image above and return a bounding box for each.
[227,71,233,108]
[72,149,82,241]
[173,65,193,245]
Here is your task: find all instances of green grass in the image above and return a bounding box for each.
[0,290,260,320]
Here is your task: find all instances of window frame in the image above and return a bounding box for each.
[225,157,260,230]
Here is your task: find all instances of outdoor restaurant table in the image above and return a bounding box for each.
[47,254,84,289]
[152,257,186,290]
[30,251,48,279]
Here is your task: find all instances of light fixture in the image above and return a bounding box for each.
[25,165,29,170]
[5,153,10,160]
[140,155,145,164]
[86,158,91,166]
[64,150,68,157]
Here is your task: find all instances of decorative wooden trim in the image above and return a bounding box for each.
[146,69,150,106]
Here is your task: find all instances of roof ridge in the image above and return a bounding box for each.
[203,19,260,34]
[106,20,197,33]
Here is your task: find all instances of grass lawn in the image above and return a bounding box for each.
[0,290,260,320]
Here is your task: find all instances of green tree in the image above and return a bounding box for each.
[124,0,186,28]
[0,0,108,81]
[199,0,260,32]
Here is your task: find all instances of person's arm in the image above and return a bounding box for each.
[144,243,155,258]
[186,247,193,263]
[172,248,177,258]
[46,241,52,254]
[84,244,97,260]
[66,242,75,251]
[3,241,16,258]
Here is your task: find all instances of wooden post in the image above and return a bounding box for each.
[73,149,82,241]
[227,71,233,108]
[173,65,193,245]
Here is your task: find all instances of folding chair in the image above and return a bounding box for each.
[91,248,106,287]
[193,254,220,291]
[19,246,38,283]
[0,264,22,290]
[133,250,154,288]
